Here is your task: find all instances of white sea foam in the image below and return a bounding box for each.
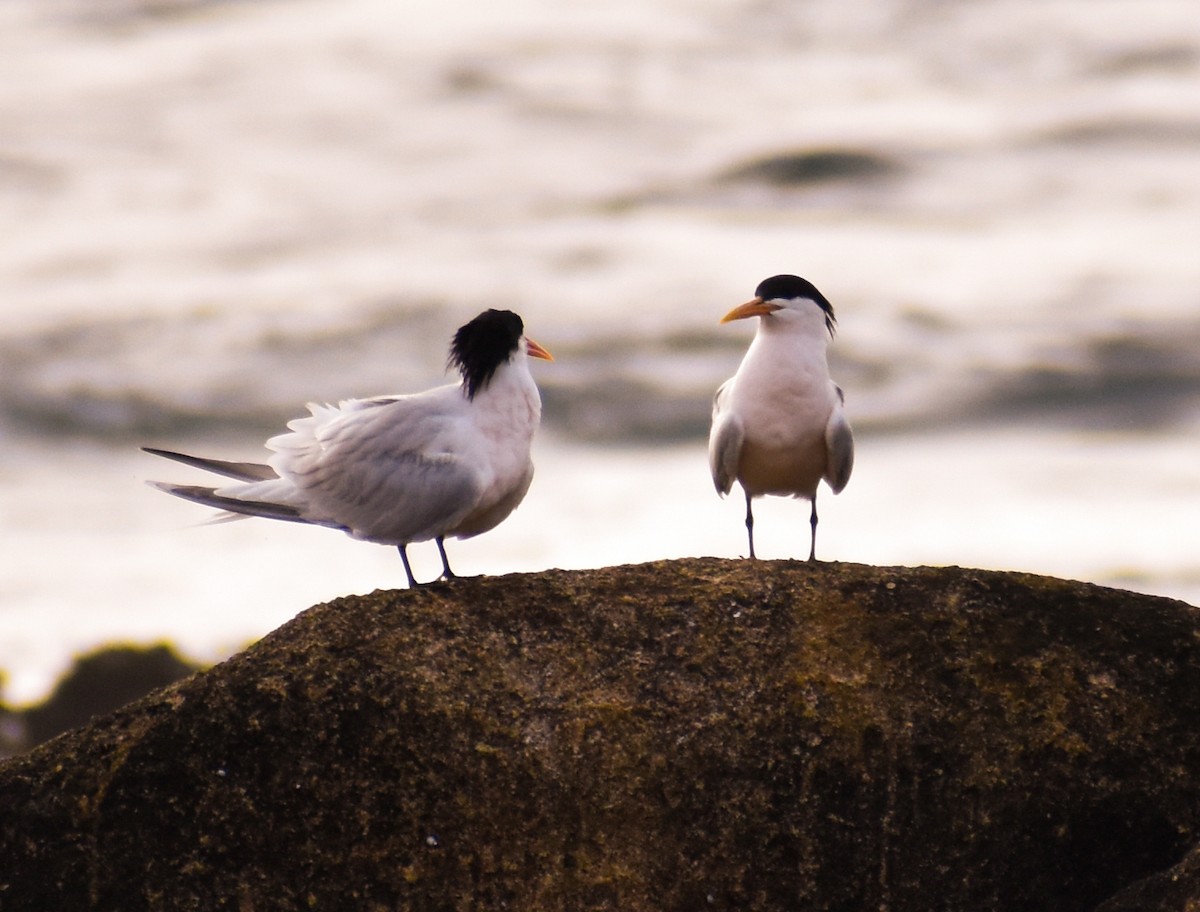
[1,0,1198,703]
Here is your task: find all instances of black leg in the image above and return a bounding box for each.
[744,489,757,560]
[435,536,456,580]
[397,545,419,588]
[808,496,818,562]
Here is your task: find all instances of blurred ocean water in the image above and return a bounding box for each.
[1,0,1198,703]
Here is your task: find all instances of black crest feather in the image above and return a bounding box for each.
[755,274,836,336]
[449,309,525,400]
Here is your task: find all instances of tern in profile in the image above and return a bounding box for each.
[145,309,553,587]
[708,274,854,561]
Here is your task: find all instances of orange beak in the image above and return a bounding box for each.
[719,297,783,323]
[526,338,555,361]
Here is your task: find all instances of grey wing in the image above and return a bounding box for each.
[708,379,743,496]
[293,402,486,544]
[823,383,854,494]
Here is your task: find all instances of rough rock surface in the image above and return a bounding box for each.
[3,559,1200,911]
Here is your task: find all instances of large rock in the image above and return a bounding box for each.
[3,559,1200,911]
[19,643,200,750]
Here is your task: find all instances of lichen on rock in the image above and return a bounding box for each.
[2,558,1200,911]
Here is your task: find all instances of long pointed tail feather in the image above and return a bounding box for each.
[141,447,277,482]
[146,481,345,531]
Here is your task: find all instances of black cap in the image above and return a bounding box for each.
[755,274,835,335]
[449,309,526,399]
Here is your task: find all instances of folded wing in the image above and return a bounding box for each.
[823,384,854,494]
[708,379,743,497]
[241,392,487,544]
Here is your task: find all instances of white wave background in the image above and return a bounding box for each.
[1,0,1199,702]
